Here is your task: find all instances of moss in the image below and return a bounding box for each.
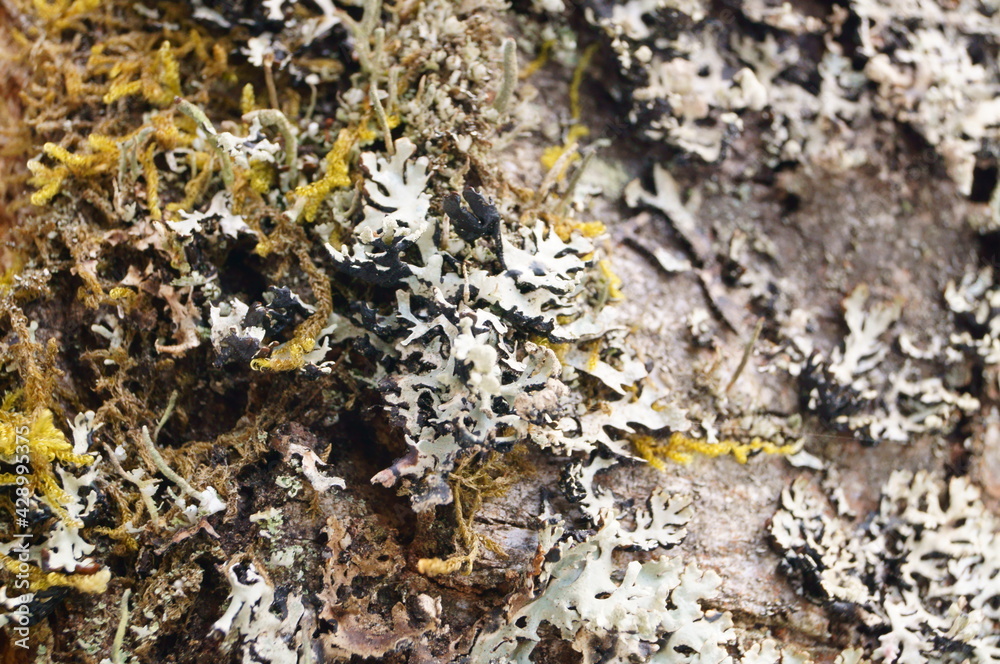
[417,447,529,577]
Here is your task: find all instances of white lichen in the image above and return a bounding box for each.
[771,471,1000,664]
[212,564,308,664]
[469,501,732,664]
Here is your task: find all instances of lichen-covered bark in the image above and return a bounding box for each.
[0,0,998,662]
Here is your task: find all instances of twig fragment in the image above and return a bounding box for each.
[725,317,764,393]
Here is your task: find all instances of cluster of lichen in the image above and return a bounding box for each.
[0,0,815,658]
[0,287,106,597]
[0,0,274,621]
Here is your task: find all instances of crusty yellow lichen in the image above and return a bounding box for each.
[289,127,357,222]
[585,339,602,372]
[249,160,276,194]
[250,248,333,372]
[0,400,95,523]
[541,124,589,173]
[632,432,799,469]
[356,108,401,146]
[0,551,110,593]
[520,39,555,79]
[545,213,606,242]
[597,259,624,301]
[535,337,570,363]
[540,44,598,173]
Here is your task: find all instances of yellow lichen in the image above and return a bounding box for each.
[240,83,257,115]
[150,112,188,150]
[598,259,624,301]
[165,151,214,216]
[540,44,598,175]
[249,160,276,194]
[103,40,182,107]
[0,552,110,593]
[0,256,23,294]
[0,303,98,523]
[520,39,555,79]
[541,124,589,173]
[26,161,68,206]
[250,248,333,372]
[107,287,137,313]
[535,337,570,363]
[43,135,119,177]
[0,404,95,523]
[356,113,400,146]
[574,220,606,238]
[289,127,357,222]
[546,213,606,242]
[28,111,197,209]
[31,0,100,29]
[27,133,120,205]
[92,519,140,551]
[632,433,800,469]
[157,41,181,102]
[585,339,602,372]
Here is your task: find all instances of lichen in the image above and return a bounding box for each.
[2,0,997,659]
[468,494,732,664]
[771,471,1000,664]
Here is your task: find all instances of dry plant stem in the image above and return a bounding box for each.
[305,79,318,120]
[556,148,597,216]
[112,588,131,664]
[138,425,199,499]
[416,451,521,576]
[725,317,764,393]
[152,389,178,442]
[370,82,394,155]
[537,143,579,203]
[264,54,279,110]
[103,442,161,526]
